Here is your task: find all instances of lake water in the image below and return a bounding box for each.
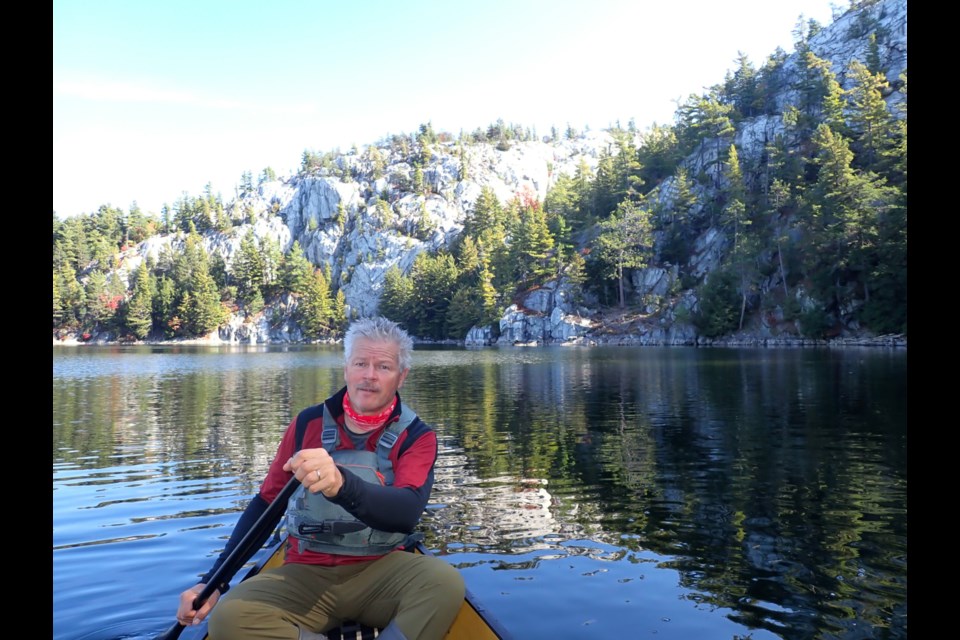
[52,344,907,640]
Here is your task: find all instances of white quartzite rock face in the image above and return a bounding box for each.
[102,0,904,346]
[235,130,620,328]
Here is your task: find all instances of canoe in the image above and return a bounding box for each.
[199,533,513,640]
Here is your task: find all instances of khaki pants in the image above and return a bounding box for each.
[207,550,465,640]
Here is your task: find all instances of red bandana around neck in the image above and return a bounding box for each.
[343,391,397,432]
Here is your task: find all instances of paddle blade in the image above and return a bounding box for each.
[153,621,185,640]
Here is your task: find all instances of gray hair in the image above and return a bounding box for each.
[343,316,413,371]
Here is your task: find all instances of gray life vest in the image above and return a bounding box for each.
[285,403,418,556]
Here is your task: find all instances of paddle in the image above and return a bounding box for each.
[154,475,302,640]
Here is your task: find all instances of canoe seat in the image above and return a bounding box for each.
[328,621,380,639]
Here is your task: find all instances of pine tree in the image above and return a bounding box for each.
[53,271,63,328]
[240,170,254,195]
[510,196,555,287]
[374,198,393,228]
[199,197,215,233]
[724,52,761,118]
[378,265,414,326]
[171,232,226,337]
[457,141,469,180]
[208,252,229,291]
[660,166,698,267]
[259,166,277,184]
[544,173,578,235]
[845,59,896,173]
[335,202,347,232]
[887,71,907,191]
[88,228,117,273]
[794,51,846,135]
[154,275,178,338]
[281,240,314,295]
[693,269,741,337]
[565,251,587,308]
[232,228,265,308]
[808,123,897,319]
[367,146,386,180]
[592,148,618,217]
[721,145,758,330]
[246,288,265,318]
[865,32,883,74]
[161,204,172,235]
[330,289,347,335]
[702,96,736,190]
[83,271,110,329]
[756,47,790,115]
[126,201,151,244]
[413,163,424,194]
[415,201,436,240]
[174,192,194,233]
[549,215,574,277]
[260,235,283,300]
[637,123,682,187]
[611,129,645,201]
[476,249,500,326]
[721,146,749,244]
[58,265,87,329]
[107,269,126,307]
[464,186,504,239]
[446,287,481,339]
[126,263,154,339]
[186,258,226,337]
[58,216,89,273]
[595,200,654,308]
[675,92,735,191]
[766,178,796,304]
[410,252,459,339]
[455,235,481,283]
[571,157,596,230]
[298,267,332,340]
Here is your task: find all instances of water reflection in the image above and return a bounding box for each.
[53,345,906,640]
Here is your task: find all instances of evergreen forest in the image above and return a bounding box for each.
[52,2,907,344]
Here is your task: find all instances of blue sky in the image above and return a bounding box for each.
[53,0,840,219]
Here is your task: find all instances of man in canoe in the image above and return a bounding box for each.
[174,316,464,639]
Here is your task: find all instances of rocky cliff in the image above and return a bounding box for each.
[99,0,906,348]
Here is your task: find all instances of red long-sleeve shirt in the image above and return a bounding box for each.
[201,387,437,588]
[262,387,438,566]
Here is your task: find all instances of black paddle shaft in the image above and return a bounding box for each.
[154,475,301,640]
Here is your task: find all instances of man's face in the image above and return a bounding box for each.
[344,337,409,415]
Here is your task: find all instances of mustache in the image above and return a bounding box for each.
[355,385,380,392]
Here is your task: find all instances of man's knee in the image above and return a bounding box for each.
[439,560,466,598]
[421,557,465,611]
[206,595,245,640]
[395,558,465,640]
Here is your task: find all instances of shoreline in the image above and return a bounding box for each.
[52,332,907,349]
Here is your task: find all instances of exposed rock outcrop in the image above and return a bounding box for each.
[60,0,907,349]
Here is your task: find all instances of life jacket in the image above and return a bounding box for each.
[285,401,419,556]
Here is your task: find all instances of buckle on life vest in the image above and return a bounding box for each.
[298,520,367,535]
[378,430,400,449]
[321,427,338,447]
